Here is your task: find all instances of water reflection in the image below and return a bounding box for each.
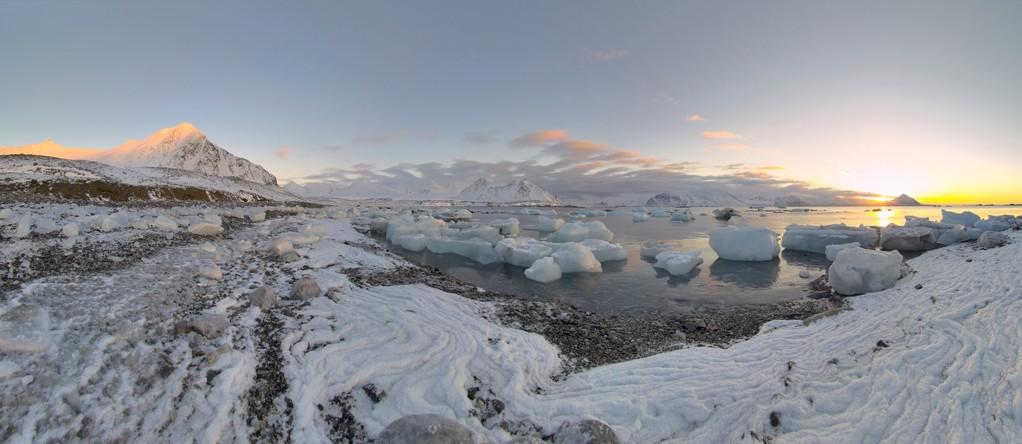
[874,208,895,227]
[709,258,780,288]
[780,249,830,269]
[652,266,702,286]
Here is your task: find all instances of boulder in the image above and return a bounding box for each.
[553,419,620,444]
[249,286,277,310]
[712,208,739,221]
[292,277,321,300]
[376,414,476,444]
[191,314,229,338]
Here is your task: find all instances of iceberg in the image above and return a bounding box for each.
[426,237,501,264]
[781,224,879,254]
[579,239,628,262]
[940,209,980,227]
[652,250,703,276]
[828,247,903,296]
[524,257,562,283]
[537,215,565,232]
[489,218,520,236]
[709,227,780,261]
[670,210,693,222]
[824,242,861,261]
[551,243,603,273]
[640,241,672,258]
[880,225,937,251]
[548,221,613,242]
[495,237,554,267]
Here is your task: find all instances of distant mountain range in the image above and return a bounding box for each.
[456,178,559,203]
[641,191,924,208]
[1,123,277,185]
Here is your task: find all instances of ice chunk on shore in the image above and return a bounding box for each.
[974,216,1013,232]
[905,216,951,230]
[653,250,703,275]
[824,242,861,261]
[153,215,179,231]
[14,215,32,238]
[548,221,613,242]
[709,227,780,261]
[188,222,224,236]
[551,243,603,273]
[396,233,428,252]
[937,227,981,245]
[880,225,936,251]
[538,216,565,232]
[525,257,562,283]
[496,237,553,267]
[978,231,1010,249]
[640,241,671,258]
[940,209,980,227]
[782,224,879,254]
[828,247,903,295]
[579,239,628,262]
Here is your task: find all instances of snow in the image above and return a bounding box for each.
[709,227,780,261]
[652,250,703,276]
[880,225,937,251]
[827,247,903,295]
[824,242,861,261]
[551,243,603,273]
[781,224,879,254]
[525,257,563,283]
[456,178,559,204]
[538,215,565,232]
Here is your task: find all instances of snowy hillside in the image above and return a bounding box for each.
[0,155,301,202]
[644,190,746,207]
[1,123,278,185]
[456,178,559,203]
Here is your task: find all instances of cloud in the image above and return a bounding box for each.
[510,129,570,147]
[274,148,292,158]
[463,130,499,146]
[700,130,743,140]
[713,143,748,151]
[687,114,706,122]
[590,48,626,62]
[291,129,884,206]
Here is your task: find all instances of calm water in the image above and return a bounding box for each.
[385,206,1020,315]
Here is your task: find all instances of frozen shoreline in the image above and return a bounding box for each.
[1,204,1020,442]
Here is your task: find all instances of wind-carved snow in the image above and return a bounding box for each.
[284,230,1022,443]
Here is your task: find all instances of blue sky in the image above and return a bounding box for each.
[2,0,1021,203]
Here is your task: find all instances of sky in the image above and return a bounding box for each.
[1,0,1021,204]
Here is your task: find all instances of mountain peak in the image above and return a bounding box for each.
[143,122,206,146]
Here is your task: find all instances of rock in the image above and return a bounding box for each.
[190,314,229,338]
[799,269,811,279]
[188,222,224,236]
[553,419,620,444]
[376,414,476,444]
[198,264,223,280]
[828,247,903,296]
[712,207,739,221]
[880,225,936,251]
[292,276,321,300]
[270,237,295,256]
[249,286,277,310]
[977,231,1010,249]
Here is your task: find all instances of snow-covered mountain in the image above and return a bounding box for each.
[1,123,278,186]
[885,194,922,206]
[456,178,559,203]
[0,154,301,202]
[643,189,746,207]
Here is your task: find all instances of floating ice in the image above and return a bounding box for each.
[824,242,861,261]
[538,216,565,232]
[551,243,603,273]
[490,218,520,236]
[426,238,501,264]
[652,250,703,276]
[579,239,628,262]
[880,225,936,251]
[709,227,780,261]
[650,209,670,218]
[639,241,671,258]
[940,209,980,227]
[396,233,428,252]
[781,224,879,254]
[828,247,903,295]
[632,213,650,222]
[496,238,554,267]
[525,257,562,283]
[670,210,692,222]
[548,221,613,243]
